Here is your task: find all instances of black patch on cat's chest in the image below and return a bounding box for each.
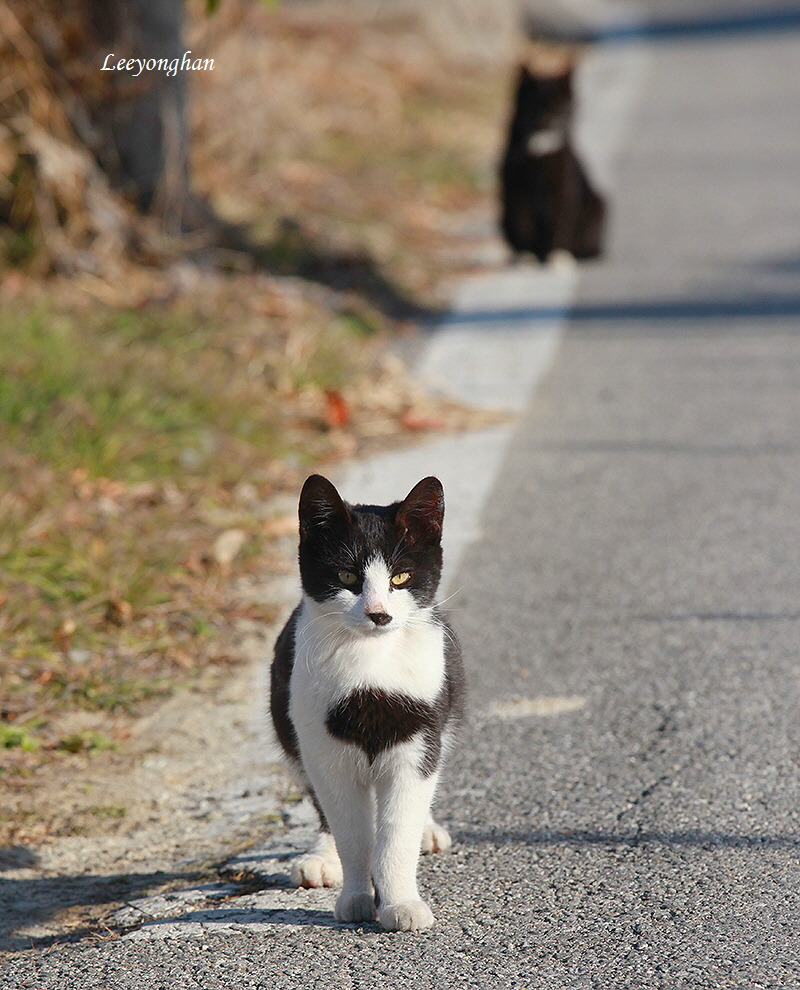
[325,689,442,775]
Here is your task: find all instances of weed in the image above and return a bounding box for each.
[86,804,126,819]
[0,724,40,751]
[56,731,115,754]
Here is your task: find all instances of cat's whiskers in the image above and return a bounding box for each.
[441,624,461,654]
[335,538,358,568]
[308,622,347,661]
[297,607,348,641]
[432,587,463,611]
[296,607,351,674]
[404,588,463,624]
[389,538,410,568]
[401,608,461,656]
[321,625,349,657]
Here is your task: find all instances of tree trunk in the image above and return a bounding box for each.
[91,0,190,233]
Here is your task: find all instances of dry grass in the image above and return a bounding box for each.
[188,0,509,300]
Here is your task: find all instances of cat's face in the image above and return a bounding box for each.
[514,66,573,135]
[297,475,444,636]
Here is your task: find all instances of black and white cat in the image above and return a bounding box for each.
[270,474,465,931]
[499,64,606,263]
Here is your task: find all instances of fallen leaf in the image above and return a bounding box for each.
[212,528,247,568]
[400,410,447,432]
[168,649,195,670]
[324,390,351,429]
[104,598,132,626]
[183,553,207,577]
[54,618,76,652]
[127,482,160,505]
[1,270,26,298]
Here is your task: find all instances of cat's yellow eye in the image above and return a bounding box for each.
[391,572,411,587]
[338,570,358,586]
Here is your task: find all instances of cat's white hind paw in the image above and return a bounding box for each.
[290,832,342,888]
[378,899,435,932]
[335,891,376,924]
[290,853,342,888]
[420,820,451,855]
[547,248,577,271]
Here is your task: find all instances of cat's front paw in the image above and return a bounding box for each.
[378,899,435,932]
[335,891,376,924]
[421,820,451,855]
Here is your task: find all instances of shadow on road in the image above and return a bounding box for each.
[531,440,797,457]
[0,868,205,952]
[444,295,800,329]
[534,3,800,44]
[439,245,800,332]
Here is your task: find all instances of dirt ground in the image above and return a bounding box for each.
[0,498,304,952]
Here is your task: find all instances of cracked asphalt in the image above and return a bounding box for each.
[5,2,800,986]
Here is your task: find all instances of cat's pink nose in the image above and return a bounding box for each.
[367,610,392,626]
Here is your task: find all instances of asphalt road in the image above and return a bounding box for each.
[5,3,800,987]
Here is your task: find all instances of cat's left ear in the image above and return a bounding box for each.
[396,477,444,540]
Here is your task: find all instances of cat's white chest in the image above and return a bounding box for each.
[290,598,445,709]
[526,127,566,156]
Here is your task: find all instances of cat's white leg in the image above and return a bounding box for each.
[421,814,452,855]
[329,790,377,924]
[303,769,376,924]
[290,830,342,888]
[373,767,439,932]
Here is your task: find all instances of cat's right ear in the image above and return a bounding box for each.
[299,474,351,539]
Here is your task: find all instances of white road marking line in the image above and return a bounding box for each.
[489,695,587,720]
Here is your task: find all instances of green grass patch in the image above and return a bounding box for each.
[56,732,116,754]
[86,804,127,819]
[0,294,380,754]
[0,724,40,752]
[0,303,280,483]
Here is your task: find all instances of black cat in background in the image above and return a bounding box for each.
[499,65,606,263]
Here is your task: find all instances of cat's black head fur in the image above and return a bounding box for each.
[298,475,444,608]
[509,66,573,144]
